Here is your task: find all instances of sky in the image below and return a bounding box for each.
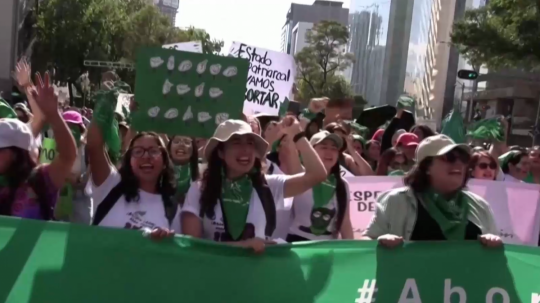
[176,0,350,52]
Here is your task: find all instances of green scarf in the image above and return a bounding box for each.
[0,176,8,187]
[93,87,123,164]
[70,126,82,147]
[221,175,253,240]
[174,165,191,196]
[420,189,470,240]
[310,175,337,235]
[0,98,17,119]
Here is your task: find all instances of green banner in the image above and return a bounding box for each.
[1,216,540,303]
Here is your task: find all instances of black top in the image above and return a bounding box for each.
[410,199,482,241]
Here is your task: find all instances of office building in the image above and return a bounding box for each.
[0,0,35,100]
[348,0,414,107]
[281,1,348,55]
[153,0,179,25]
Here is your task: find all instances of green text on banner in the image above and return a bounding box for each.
[0,217,540,302]
[39,138,57,164]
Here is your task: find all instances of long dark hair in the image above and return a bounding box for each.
[331,154,348,233]
[199,144,266,218]
[0,148,45,217]
[118,132,176,205]
[167,135,200,182]
[410,125,436,140]
[501,151,526,174]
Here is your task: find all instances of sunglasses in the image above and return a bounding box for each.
[442,150,470,164]
[477,162,497,170]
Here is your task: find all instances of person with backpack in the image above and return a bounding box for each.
[87,100,179,236]
[181,117,327,253]
[287,131,353,242]
[0,72,77,219]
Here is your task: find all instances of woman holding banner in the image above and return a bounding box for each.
[181,117,327,252]
[287,131,353,242]
[363,135,502,247]
[0,72,77,220]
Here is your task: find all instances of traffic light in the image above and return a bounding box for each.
[457,70,479,80]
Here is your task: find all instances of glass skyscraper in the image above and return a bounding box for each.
[348,0,391,106]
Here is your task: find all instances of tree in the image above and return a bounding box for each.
[184,26,224,54]
[33,0,223,82]
[451,0,540,70]
[295,21,355,101]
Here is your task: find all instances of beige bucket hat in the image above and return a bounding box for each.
[203,119,269,161]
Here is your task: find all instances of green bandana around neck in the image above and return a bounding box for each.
[221,175,253,240]
[420,189,470,240]
[310,175,337,235]
[174,165,191,196]
[69,126,82,147]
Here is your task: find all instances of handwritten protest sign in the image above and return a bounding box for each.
[229,42,295,116]
[39,138,57,164]
[163,41,203,53]
[346,176,540,246]
[131,47,249,138]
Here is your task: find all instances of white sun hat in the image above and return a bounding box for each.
[203,119,269,161]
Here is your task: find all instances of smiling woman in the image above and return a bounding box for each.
[363,135,503,249]
[181,117,327,253]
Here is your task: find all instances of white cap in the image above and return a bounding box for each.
[0,118,34,151]
[416,134,470,163]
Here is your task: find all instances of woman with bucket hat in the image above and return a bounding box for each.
[287,130,353,242]
[364,135,501,248]
[182,117,327,252]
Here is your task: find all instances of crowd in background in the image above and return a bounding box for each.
[4,59,540,252]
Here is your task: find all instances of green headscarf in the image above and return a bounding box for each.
[174,165,191,196]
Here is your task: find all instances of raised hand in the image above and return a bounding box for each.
[279,116,302,136]
[12,57,32,88]
[33,72,59,118]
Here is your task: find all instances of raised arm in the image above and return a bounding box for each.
[32,72,77,189]
[279,116,327,198]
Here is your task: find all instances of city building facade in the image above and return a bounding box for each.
[153,0,179,25]
[281,1,348,55]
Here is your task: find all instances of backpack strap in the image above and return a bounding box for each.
[163,196,178,227]
[253,176,276,238]
[27,167,53,220]
[92,183,124,226]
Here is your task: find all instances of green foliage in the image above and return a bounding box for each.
[295,21,354,101]
[184,27,224,55]
[33,0,223,82]
[451,0,540,69]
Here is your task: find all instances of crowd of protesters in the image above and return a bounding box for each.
[4,59,540,252]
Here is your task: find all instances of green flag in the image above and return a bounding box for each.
[467,118,505,142]
[278,97,290,118]
[441,110,466,144]
[1,216,539,302]
[397,95,415,109]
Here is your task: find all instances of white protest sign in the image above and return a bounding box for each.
[229,42,296,116]
[116,93,133,115]
[163,41,203,53]
[345,176,540,246]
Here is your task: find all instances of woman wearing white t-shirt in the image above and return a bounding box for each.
[87,121,179,238]
[182,118,327,252]
[287,131,353,242]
